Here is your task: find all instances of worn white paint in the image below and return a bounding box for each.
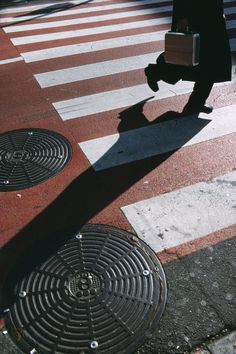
[53,81,191,119]
[20,31,236,63]
[0,56,23,65]
[10,17,172,45]
[21,30,166,62]
[53,76,234,120]
[0,0,122,14]
[226,19,236,29]
[0,0,236,23]
[0,0,232,15]
[78,104,236,171]
[4,6,172,33]
[4,4,172,32]
[34,36,236,87]
[121,171,236,253]
[9,15,236,45]
[35,52,163,87]
[0,0,168,16]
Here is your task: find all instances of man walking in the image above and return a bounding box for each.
[145,0,232,114]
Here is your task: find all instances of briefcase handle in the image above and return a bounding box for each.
[167,29,199,36]
[174,17,190,33]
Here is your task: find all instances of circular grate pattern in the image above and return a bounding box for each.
[0,128,72,191]
[3,225,167,354]
[68,271,102,299]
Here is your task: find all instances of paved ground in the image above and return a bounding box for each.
[0,0,235,353]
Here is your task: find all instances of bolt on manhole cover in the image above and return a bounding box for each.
[0,128,72,191]
[3,225,167,354]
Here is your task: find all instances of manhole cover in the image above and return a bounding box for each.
[0,128,72,191]
[3,225,167,354]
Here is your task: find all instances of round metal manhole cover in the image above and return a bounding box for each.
[3,225,167,354]
[0,128,72,191]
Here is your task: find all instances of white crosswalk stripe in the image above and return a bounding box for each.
[8,18,236,45]
[3,4,173,32]
[36,52,163,87]
[21,30,167,62]
[0,56,23,65]
[78,104,236,170]
[4,0,236,254]
[122,171,236,253]
[10,16,172,45]
[4,5,236,32]
[1,0,234,17]
[53,80,235,120]
[7,17,236,45]
[2,0,172,29]
[36,38,236,87]
[0,0,113,14]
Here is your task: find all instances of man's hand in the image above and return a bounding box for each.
[176,18,189,32]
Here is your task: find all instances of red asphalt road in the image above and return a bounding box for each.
[0,0,236,281]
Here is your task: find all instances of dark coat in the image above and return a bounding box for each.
[171,0,232,82]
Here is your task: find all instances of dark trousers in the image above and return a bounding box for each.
[187,77,214,107]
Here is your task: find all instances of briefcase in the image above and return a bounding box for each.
[164,31,200,67]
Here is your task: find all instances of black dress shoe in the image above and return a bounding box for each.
[182,103,213,115]
[144,66,159,92]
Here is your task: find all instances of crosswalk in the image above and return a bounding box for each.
[2,0,236,256]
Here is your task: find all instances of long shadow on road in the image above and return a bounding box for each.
[0,100,211,311]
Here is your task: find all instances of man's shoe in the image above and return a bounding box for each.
[144,67,159,92]
[200,104,213,114]
[182,103,213,115]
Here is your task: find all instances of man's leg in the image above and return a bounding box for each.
[183,77,214,114]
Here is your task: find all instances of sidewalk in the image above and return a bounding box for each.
[190,331,236,354]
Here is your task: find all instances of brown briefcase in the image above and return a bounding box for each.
[164,32,200,67]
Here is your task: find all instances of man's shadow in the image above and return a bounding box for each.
[0,99,210,311]
[92,98,205,171]
[117,97,181,132]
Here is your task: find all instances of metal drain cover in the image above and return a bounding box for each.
[3,225,167,354]
[0,128,72,191]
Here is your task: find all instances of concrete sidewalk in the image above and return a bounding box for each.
[190,330,236,354]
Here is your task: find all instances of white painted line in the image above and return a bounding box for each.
[121,171,236,253]
[0,0,232,17]
[53,75,234,120]
[226,19,236,29]
[5,6,172,33]
[9,17,236,45]
[78,104,236,171]
[33,38,236,87]
[35,52,162,87]
[225,6,236,15]
[5,5,236,32]
[4,4,172,32]
[21,30,166,63]
[0,0,113,14]
[20,32,236,63]
[0,0,168,16]
[0,56,23,65]
[53,81,190,119]
[10,17,172,45]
